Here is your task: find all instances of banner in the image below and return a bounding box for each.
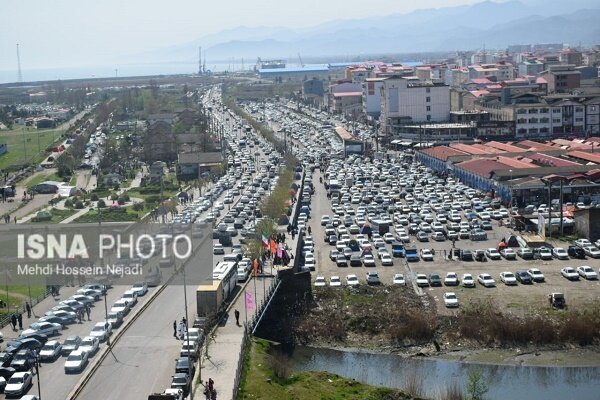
[538,214,545,238]
[245,291,254,310]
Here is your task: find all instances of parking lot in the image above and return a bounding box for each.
[249,100,600,316]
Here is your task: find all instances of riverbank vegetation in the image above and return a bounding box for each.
[238,337,417,400]
[296,286,600,352]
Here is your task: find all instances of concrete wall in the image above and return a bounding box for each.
[574,208,600,242]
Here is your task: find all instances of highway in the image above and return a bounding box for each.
[77,86,277,399]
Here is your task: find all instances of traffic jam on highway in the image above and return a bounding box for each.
[248,100,600,313]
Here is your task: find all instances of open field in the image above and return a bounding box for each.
[0,127,66,169]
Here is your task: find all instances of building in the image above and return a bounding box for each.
[144,121,176,162]
[518,59,545,77]
[561,48,583,66]
[302,78,325,107]
[177,152,224,180]
[540,65,581,93]
[258,65,330,81]
[335,127,365,157]
[345,66,369,83]
[363,78,385,118]
[380,76,450,135]
[328,81,363,115]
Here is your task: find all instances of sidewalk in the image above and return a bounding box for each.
[202,275,274,400]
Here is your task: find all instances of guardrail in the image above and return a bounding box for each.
[231,327,249,400]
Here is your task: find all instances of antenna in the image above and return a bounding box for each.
[16,43,23,83]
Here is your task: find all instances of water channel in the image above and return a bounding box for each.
[290,346,600,399]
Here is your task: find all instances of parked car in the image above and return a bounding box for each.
[516,247,534,260]
[577,266,598,280]
[64,349,89,373]
[462,274,475,288]
[393,274,406,286]
[515,270,533,284]
[477,273,496,287]
[4,371,33,396]
[429,273,442,287]
[365,271,381,285]
[568,245,586,259]
[444,272,459,286]
[500,271,518,285]
[346,274,359,287]
[552,247,569,260]
[561,267,580,281]
[443,292,459,308]
[527,268,545,283]
[485,248,501,260]
[39,340,62,362]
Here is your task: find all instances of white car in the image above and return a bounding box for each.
[79,336,100,356]
[4,371,33,396]
[561,267,580,281]
[90,321,112,342]
[443,292,459,308]
[346,274,359,287]
[577,266,598,280]
[320,215,331,226]
[583,246,600,258]
[477,273,496,287]
[363,254,376,267]
[121,290,138,307]
[132,282,148,296]
[393,273,406,286]
[462,274,475,288]
[416,274,429,287]
[420,249,434,261]
[213,244,225,255]
[500,248,516,260]
[527,268,545,282]
[329,276,342,287]
[552,247,569,260]
[40,340,62,361]
[500,271,518,285]
[21,321,61,338]
[111,299,131,315]
[575,239,592,248]
[380,254,393,266]
[314,276,327,287]
[484,248,501,260]
[64,349,89,373]
[444,272,459,286]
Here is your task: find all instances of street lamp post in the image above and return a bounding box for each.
[98,205,110,347]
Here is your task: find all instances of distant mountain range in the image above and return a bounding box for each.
[142,0,600,64]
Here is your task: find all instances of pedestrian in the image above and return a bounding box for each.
[308,226,312,235]
[13,216,16,224]
[234,309,240,326]
[208,378,214,393]
[173,320,177,338]
[77,309,82,324]
[86,304,91,320]
[25,302,31,318]
[10,314,17,330]
[17,313,23,330]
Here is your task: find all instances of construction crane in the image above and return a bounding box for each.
[297,53,304,68]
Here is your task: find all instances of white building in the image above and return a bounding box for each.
[380,76,451,135]
[363,78,384,118]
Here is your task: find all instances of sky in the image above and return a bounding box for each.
[0,0,483,75]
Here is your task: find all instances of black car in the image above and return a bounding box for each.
[461,250,474,261]
[349,255,362,267]
[0,352,13,368]
[515,270,533,284]
[175,357,195,376]
[568,245,586,259]
[5,338,42,355]
[171,372,192,396]
[429,273,442,287]
[10,350,35,371]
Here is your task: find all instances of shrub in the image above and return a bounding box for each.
[117,197,126,206]
[64,199,74,208]
[132,202,144,211]
[74,200,84,209]
[90,193,99,201]
[97,199,106,208]
[110,193,119,201]
[122,193,130,202]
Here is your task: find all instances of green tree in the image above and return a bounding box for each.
[466,369,489,400]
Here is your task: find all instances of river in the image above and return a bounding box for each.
[290,346,600,400]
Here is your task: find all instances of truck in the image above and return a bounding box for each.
[148,389,183,400]
[196,279,224,318]
[405,247,419,262]
[391,241,405,257]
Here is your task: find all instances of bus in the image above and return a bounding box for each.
[213,261,238,301]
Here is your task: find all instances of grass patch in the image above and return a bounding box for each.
[26,172,64,189]
[0,127,66,170]
[238,338,410,400]
[0,294,30,318]
[31,208,78,223]
[5,285,47,299]
[74,206,140,223]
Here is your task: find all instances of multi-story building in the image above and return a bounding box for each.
[518,59,544,76]
[561,48,583,66]
[363,78,385,118]
[329,80,363,115]
[540,65,581,93]
[380,76,450,135]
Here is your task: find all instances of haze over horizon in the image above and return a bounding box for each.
[1,0,598,83]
